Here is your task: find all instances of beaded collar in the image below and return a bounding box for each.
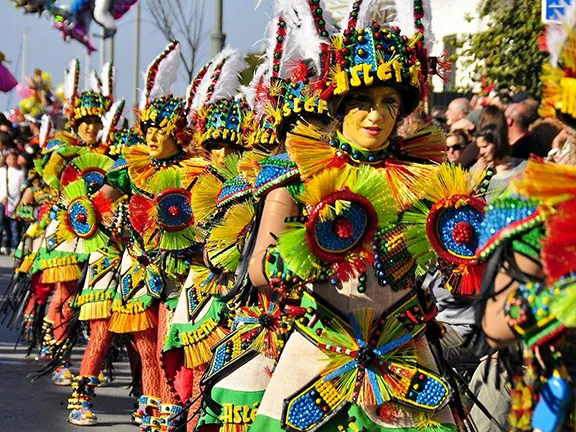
[150,149,187,170]
[74,131,102,149]
[328,131,392,164]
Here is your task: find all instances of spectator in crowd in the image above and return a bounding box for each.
[446,129,469,164]
[0,114,12,134]
[445,97,470,127]
[432,105,447,128]
[505,103,546,158]
[0,148,26,255]
[0,131,13,151]
[476,123,526,201]
[479,104,507,131]
[529,117,562,156]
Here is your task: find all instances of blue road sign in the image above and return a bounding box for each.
[543,0,573,23]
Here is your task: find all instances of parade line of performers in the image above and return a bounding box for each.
[2,1,576,432]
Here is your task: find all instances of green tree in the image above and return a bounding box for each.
[457,0,548,98]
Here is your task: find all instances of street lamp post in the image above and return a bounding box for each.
[210,0,226,57]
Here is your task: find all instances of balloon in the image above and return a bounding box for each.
[16,83,32,99]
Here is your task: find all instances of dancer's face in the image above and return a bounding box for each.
[146,127,178,160]
[342,86,401,150]
[77,116,103,145]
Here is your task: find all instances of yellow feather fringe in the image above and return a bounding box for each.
[191,171,221,225]
[382,162,439,211]
[286,121,335,180]
[40,264,82,283]
[512,158,576,206]
[182,322,228,368]
[108,305,158,333]
[79,300,113,321]
[411,162,486,202]
[298,167,350,208]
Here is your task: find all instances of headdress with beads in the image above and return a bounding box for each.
[64,59,112,128]
[189,47,249,149]
[540,6,576,127]
[98,99,126,155]
[139,41,189,146]
[256,0,337,141]
[322,0,439,116]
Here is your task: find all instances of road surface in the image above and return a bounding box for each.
[0,255,137,431]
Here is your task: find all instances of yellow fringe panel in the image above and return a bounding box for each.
[108,304,158,334]
[221,423,250,432]
[40,264,82,283]
[181,318,228,368]
[79,300,113,321]
[16,253,37,273]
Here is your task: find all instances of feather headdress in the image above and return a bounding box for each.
[98,99,125,148]
[139,41,181,111]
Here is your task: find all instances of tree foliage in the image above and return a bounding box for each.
[458,0,548,98]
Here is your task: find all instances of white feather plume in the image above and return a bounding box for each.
[286,0,331,76]
[139,42,182,111]
[64,59,79,100]
[547,24,568,67]
[243,61,268,110]
[190,59,220,113]
[98,99,125,143]
[546,3,576,66]
[39,114,52,148]
[101,62,115,97]
[324,0,397,29]
[393,0,415,36]
[89,71,102,93]
[209,49,248,103]
[421,0,435,49]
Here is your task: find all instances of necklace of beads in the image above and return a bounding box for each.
[329,132,392,164]
[150,149,186,170]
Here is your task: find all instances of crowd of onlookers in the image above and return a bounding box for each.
[409,92,570,200]
[0,112,41,255]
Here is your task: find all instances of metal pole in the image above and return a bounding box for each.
[210,0,226,57]
[22,29,28,82]
[133,2,141,122]
[100,30,106,70]
[109,36,115,66]
[85,51,91,91]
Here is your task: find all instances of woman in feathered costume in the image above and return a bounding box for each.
[100,41,208,431]
[1,115,56,347]
[65,102,142,427]
[475,10,576,431]
[31,60,114,384]
[159,47,253,432]
[196,3,342,430]
[201,1,459,431]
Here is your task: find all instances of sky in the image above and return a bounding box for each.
[0,0,273,114]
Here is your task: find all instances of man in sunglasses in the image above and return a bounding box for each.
[446,129,469,164]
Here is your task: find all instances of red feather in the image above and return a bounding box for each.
[129,194,155,238]
[60,165,81,188]
[542,198,576,284]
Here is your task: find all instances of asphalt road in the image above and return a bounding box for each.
[0,255,137,431]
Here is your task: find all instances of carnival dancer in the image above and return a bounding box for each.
[161,46,252,431]
[101,41,208,431]
[474,13,576,431]
[1,115,55,346]
[196,3,340,430]
[202,1,457,431]
[32,61,114,387]
[65,101,142,426]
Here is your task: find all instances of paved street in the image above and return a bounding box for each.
[0,256,137,431]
